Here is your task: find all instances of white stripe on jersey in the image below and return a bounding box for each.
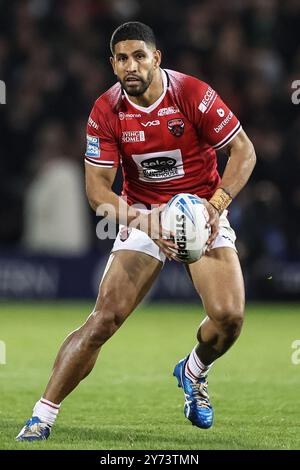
[84,158,114,168]
[213,122,242,150]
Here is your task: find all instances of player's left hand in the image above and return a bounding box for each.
[202,199,220,251]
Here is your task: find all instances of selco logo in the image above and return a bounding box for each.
[141,157,176,169]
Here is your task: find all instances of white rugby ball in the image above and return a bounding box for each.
[161,193,210,263]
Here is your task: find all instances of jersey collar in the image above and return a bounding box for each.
[123,69,168,114]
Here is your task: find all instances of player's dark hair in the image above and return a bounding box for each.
[110,22,156,54]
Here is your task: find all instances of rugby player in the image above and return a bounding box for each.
[17,22,256,440]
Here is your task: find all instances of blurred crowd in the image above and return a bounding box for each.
[0,0,299,271]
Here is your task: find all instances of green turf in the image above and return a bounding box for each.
[0,302,300,450]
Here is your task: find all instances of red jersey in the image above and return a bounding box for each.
[85,69,241,207]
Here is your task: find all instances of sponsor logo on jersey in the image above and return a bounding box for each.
[140,156,178,179]
[119,112,142,120]
[141,157,176,169]
[122,130,145,143]
[141,120,160,127]
[198,86,216,113]
[85,135,100,158]
[158,106,179,116]
[88,116,99,130]
[214,111,233,133]
[167,118,185,137]
[132,149,184,182]
[217,108,225,117]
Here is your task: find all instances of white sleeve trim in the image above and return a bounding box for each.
[84,158,114,168]
[213,122,242,150]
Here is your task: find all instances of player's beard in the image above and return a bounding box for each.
[120,69,154,97]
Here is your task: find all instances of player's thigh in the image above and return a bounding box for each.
[187,247,245,322]
[95,249,162,315]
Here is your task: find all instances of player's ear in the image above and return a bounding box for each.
[153,50,162,69]
[110,56,117,75]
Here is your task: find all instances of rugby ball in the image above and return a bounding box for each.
[161,193,210,263]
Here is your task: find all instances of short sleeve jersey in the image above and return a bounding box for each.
[85,69,241,207]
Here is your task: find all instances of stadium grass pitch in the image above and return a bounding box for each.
[1,301,299,450]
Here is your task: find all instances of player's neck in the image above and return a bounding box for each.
[128,68,163,108]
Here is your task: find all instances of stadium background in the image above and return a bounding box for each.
[0,0,300,451]
[0,0,300,301]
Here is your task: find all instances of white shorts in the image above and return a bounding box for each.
[111,210,237,263]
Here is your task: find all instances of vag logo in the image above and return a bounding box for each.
[0,80,6,104]
[141,120,160,127]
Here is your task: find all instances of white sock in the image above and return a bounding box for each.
[32,397,61,426]
[185,346,213,382]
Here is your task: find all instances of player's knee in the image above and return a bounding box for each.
[87,310,120,345]
[210,302,244,338]
[220,308,244,339]
[88,297,131,346]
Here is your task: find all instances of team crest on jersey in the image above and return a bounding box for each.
[167,118,184,137]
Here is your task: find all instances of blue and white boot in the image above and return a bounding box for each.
[16,416,51,441]
[173,355,214,429]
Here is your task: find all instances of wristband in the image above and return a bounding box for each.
[209,187,232,214]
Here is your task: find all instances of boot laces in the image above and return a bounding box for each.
[191,380,210,409]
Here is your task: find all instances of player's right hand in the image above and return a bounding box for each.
[137,205,178,261]
[202,199,220,251]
